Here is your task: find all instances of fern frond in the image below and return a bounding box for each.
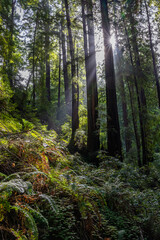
[0,172,7,179]
[39,194,58,213]
[2,173,21,182]
[10,228,27,240]
[24,205,49,227]
[12,205,38,240]
[0,179,32,194]
[23,171,48,180]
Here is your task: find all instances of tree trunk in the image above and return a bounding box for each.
[81,0,100,159]
[64,0,79,142]
[120,74,131,153]
[100,0,122,159]
[113,5,131,153]
[61,20,70,110]
[86,0,100,156]
[145,0,160,108]
[76,44,79,113]
[127,77,141,167]
[8,0,16,88]
[57,39,61,120]
[128,10,149,165]
[32,13,38,107]
[45,23,51,102]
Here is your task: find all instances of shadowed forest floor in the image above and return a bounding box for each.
[0,116,160,240]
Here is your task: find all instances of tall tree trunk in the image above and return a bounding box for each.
[145,0,160,108]
[100,0,122,159]
[128,10,149,165]
[127,77,141,167]
[57,40,61,120]
[32,13,38,107]
[113,4,131,153]
[121,15,142,166]
[86,0,100,156]
[61,20,70,109]
[76,43,79,112]
[123,18,143,166]
[8,0,16,88]
[81,0,100,158]
[45,23,51,102]
[120,74,131,152]
[64,0,79,142]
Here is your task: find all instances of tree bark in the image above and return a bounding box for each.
[32,12,38,107]
[57,39,61,120]
[45,23,51,102]
[127,77,141,167]
[100,0,122,159]
[81,0,100,158]
[145,0,160,108]
[129,10,149,165]
[8,0,16,88]
[61,20,70,109]
[64,0,79,142]
[113,4,131,153]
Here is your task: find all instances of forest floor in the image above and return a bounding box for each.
[0,116,160,240]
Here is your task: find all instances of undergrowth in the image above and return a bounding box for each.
[0,116,160,239]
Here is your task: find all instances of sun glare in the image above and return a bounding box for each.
[110,35,116,49]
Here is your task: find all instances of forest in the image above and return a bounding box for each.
[0,0,160,239]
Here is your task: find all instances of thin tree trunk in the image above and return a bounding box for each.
[61,20,70,109]
[64,0,79,142]
[113,4,131,152]
[122,11,146,166]
[145,0,160,108]
[57,40,61,120]
[32,13,38,107]
[129,10,149,165]
[127,77,141,167]
[8,0,16,88]
[45,23,51,102]
[100,0,122,159]
[120,75,131,152]
[76,44,79,112]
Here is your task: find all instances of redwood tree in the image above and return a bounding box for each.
[100,0,122,159]
[81,0,100,159]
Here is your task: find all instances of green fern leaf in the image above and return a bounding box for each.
[2,173,21,182]
[39,194,58,213]
[12,205,38,240]
[25,205,49,227]
[0,172,7,179]
[10,229,27,240]
[0,179,32,194]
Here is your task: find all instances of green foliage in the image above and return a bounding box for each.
[39,194,58,213]
[12,205,39,240]
[0,120,160,239]
[61,116,72,143]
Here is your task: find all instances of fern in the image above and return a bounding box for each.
[23,171,48,180]
[0,172,7,179]
[0,226,27,240]
[2,173,21,182]
[0,179,32,194]
[25,205,49,227]
[39,194,58,213]
[10,228,27,240]
[12,205,38,240]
